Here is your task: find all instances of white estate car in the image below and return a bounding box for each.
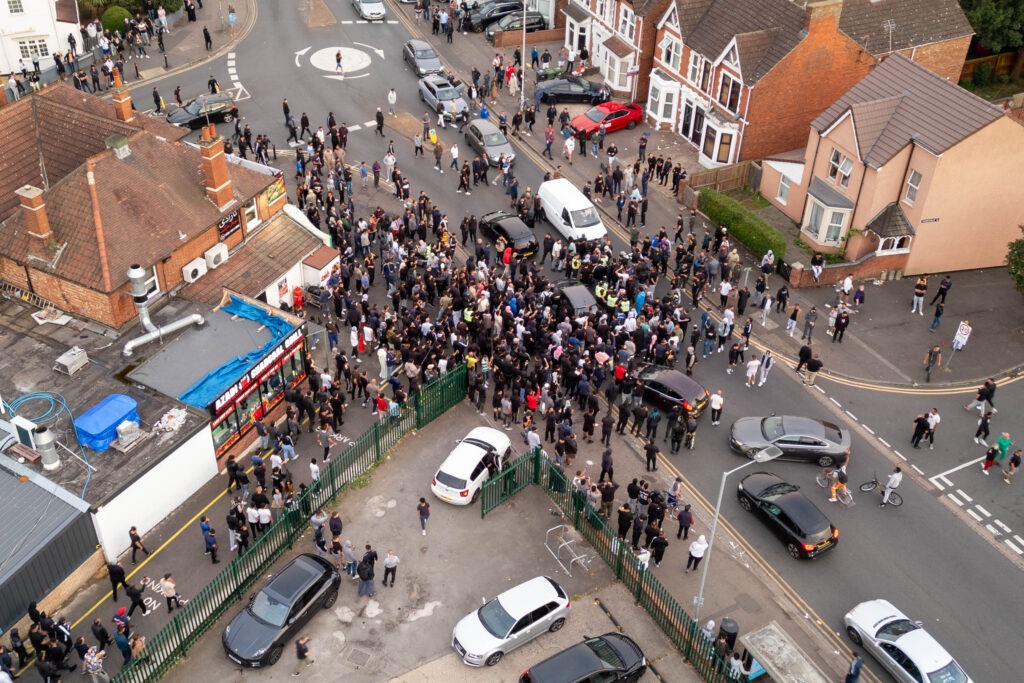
[430,426,512,505]
[452,576,571,666]
[844,599,972,683]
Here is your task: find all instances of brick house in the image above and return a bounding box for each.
[562,0,672,100]
[645,0,973,167]
[0,76,289,329]
[759,54,1024,280]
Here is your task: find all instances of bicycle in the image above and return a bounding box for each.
[684,429,696,450]
[816,468,853,506]
[860,473,903,507]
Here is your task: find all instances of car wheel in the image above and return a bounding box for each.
[267,644,284,666]
[485,651,504,666]
[322,588,338,608]
[738,495,752,512]
[626,120,637,129]
[846,625,863,646]
[222,113,234,124]
[817,455,835,468]
[786,543,802,560]
[549,617,565,632]
[470,488,481,504]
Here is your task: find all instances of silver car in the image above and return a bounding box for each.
[452,576,570,666]
[418,75,469,122]
[402,39,442,76]
[464,118,516,167]
[352,0,386,20]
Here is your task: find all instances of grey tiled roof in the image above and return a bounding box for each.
[813,54,1004,168]
[808,177,855,210]
[838,0,973,56]
[866,202,915,237]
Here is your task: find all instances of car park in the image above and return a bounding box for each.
[418,75,469,121]
[729,415,851,466]
[222,554,340,667]
[737,471,839,560]
[570,102,644,139]
[465,118,516,166]
[465,0,524,31]
[479,211,539,257]
[402,39,443,76]
[166,93,238,128]
[536,178,607,241]
[486,11,547,40]
[452,575,571,666]
[534,77,610,105]
[352,0,386,20]
[431,426,512,505]
[519,632,647,683]
[844,599,972,683]
[636,363,710,417]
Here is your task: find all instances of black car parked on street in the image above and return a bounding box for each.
[737,471,839,560]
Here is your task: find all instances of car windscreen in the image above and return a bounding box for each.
[876,618,920,642]
[570,206,601,228]
[478,598,516,638]
[761,416,785,440]
[585,637,625,669]
[435,470,466,489]
[435,87,459,101]
[249,591,289,627]
[756,483,799,501]
[584,107,605,123]
[928,660,969,683]
[513,236,536,248]
[184,101,203,115]
[414,48,437,59]
[822,422,843,443]
[483,132,508,146]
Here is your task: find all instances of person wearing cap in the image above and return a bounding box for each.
[112,608,130,636]
[160,574,182,613]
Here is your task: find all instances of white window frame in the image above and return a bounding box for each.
[904,170,922,205]
[827,149,852,188]
[724,46,739,67]
[8,0,25,14]
[646,77,678,124]
[18,39,49,59]
[244,196,263,232]
[660,37,682,71]
[803,199,849,245]
[878,236,912,254]
[826,210,845,242]
[661,88,677,121]
[777,175,791,204]
[805,200,825,239]
[618,6,636,41]
[596,0,607,22]
[141,265,161,299]
[687,52,700,83]
[718,72,741,113]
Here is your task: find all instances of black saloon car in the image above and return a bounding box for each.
[166,92,238,128]
[737,471,839,560]
[534,77,610,105]
[636,363,710,418]
[223,554,340,666]
[520,633,647,683]
[729,415,851,466]
[480,210,538,257]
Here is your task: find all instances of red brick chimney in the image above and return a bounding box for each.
[199,124,234,210]
[15,185,52,240]
[805,0,843,35]
[111,68,135,123]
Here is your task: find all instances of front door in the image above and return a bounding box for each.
[690,108,705,145]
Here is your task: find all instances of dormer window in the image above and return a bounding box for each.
[724,46,738,67]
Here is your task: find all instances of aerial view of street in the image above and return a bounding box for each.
[1,0,1023,682]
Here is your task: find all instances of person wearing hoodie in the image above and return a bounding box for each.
[685,534,708,572]
[341,540,359,578]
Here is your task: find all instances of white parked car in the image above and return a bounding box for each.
[431,427,512,505]
[844,599,972,683]
[452,576,571,666]
[352,0,386,20]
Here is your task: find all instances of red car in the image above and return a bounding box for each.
[570,101,643,139]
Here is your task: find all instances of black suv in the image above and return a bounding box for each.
[466,1,523,31]
[223,554,341,667]
[520,633,647,682]
[737,472,839,560]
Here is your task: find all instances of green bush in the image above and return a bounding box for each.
[973,62,994,87]
[697,188,787,259]
[101,6,131,33]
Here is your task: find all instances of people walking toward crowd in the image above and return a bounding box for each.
[417,497,430,535]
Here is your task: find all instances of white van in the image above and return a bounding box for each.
[537,178,608,242]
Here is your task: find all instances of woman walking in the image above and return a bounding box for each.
[685,534,708,573]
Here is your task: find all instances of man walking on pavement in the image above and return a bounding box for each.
[128,526,149,564]
[205,527,220,564]
[107,561,129,602]
[433,141,445,173]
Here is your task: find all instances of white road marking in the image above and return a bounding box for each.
[931,456,986,481]
[933,478,946,491]
[975,504,991,518]
[958,489,973,502]
[349,125,362,132]
[910,464,924,475]
[228,52,235,59]
[1015,535,1024,546]
[862,425,875,435]
[830,397,841,407]
[986,524,1000,536]
[995,519,1011,533]
[933,474,952,489]
[947,493,963,506]
[844,410,857,420]
[813,385,825,394]
[967,509,983,522]
[878,437,890,448]
[363,120,376,127]
[1005,539,1023,555]
[893,450,906,461]
[228,67,237,76]
[342,20,354,24]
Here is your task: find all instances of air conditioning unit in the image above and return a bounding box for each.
[204,243,229,269]
[182,257,208,284]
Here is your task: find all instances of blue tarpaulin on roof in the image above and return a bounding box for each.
[178,296,298,409]
[74,394,139,452]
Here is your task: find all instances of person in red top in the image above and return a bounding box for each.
[614,363,627,383]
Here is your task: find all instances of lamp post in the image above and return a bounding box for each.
[519,2,528,113]
[693,445,782,624]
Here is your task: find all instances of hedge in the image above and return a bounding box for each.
[101,6,132,33]
[697,188,787,259]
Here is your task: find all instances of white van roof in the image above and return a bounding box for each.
[539,178,591,210]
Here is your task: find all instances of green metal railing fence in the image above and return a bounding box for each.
[113,365,467,682]
[480,451,740,682]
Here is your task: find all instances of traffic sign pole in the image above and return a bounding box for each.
[947,321,971,370]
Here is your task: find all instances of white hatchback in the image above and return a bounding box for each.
[430,427,512,505]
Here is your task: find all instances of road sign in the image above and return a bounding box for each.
[953,321,972,347]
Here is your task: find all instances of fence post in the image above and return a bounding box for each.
[373,420,383,461]
[532,447,542,485]
[614,532,625,579]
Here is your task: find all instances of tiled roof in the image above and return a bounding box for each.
[866,202,915,237]
[839,0,973,57]
[734,29,781,81]
[0,132,274,294]
[0,84,186,223]
[603,35,636,58]
[563,2,591,22]
[808,177,855,209]
[674,0,806,84]
[632,0,669,18]
[182,213,325,305]
[813,54,1004,167]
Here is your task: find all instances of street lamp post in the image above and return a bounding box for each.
[519,3,527,113]
[693,446,782,624]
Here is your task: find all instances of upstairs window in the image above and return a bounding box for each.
[718,73,741,113]
[699,60,712,93]
[687,52,700,83]
[828,149,853,188]
[904,170,922,205]
[618,6,636,41]
[661,37,682,71]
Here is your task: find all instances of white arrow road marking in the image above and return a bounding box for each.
[295,46,312,68]
[354,42,386,60]
[324,74,369,80]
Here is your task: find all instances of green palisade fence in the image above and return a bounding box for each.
[112,365,467,682]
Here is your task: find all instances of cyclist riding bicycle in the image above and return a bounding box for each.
[829,468,849,502]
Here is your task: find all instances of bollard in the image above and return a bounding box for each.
[272,144,277,161]
[134,63,140,80]
[164,55,170,69]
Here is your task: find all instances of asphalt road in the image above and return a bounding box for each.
[109,2,1022,681]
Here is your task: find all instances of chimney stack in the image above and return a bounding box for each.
[111,68,135,123]
[15,185,52,240]
[199,124,235,210]
[805,0,843,34]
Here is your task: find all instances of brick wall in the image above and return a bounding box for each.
[788,251,909,288]
[160,225,222,290]
[892,36,971,83]
[28,269,123,327]
[0,256,30,289]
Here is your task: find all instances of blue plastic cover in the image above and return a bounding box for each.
[74,394,139,452]
[178,296,299,409]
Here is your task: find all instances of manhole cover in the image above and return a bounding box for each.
[346,647,373,667]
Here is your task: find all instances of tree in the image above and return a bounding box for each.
[961,0,1024,78]
[1005,226,1024,294]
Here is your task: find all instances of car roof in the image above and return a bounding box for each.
[421,75,452,86]
[780,416,849,446]
[490,215,533,240]
[407,39,431,49]
[496,576,565,618]
[554,281,597,310]
[528,639,605,678]
[470,118,501,134]
[848,599,956,671]
[439,427,510,477]
[264,554,329,603]
[638,365,706,397]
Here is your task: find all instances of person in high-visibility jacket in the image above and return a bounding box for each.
[594,282,608,303]
[605,291,619,312]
